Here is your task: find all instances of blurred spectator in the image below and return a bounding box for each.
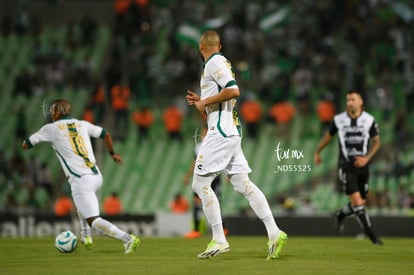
[111,80,131,140]
[9,149,27,177]
[82,103,95,123]
[170,193,189,214]
[396,184,410,209]
[375,66,394,122]
[103,192,123,216]
[82,103,97,149]
[0,149,9,179]
[54,194,74,216]
[15,0,31,35]
[24,188,39,211]
[132,105,154,142]
[91,82,106,124]
[291,60,312,116]
[393,111,409,151]
[296,197,316,216]
[37,162,54,197]
[268,102,295,125]
[316,97,336,133]
[282,197,295,216]
[65,20,80,51]
[15,107,27,141]
[163,104,183,141]
[14,70,33,97]
[1,15,13,36]
[3,193,18,214]
[240,96,262,140]
[79,11,97,46]
[113,0,132,36]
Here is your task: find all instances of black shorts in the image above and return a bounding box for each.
[337,164,369,199]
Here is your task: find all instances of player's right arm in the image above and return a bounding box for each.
[195,87,239,113]
[22,124,53,150]
[314,132,333,165]
[186,90,200,105]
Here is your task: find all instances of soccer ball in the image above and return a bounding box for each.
[55,230,78,253]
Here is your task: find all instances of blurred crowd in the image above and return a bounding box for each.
[1,0,414,215]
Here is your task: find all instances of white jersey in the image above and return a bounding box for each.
[201,53,241,137]
[27,117,104,181]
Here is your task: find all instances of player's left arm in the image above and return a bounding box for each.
[102,130,123,165]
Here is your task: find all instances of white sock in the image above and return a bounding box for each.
[230,174,280,240]
[91,217,130,242]
[211,223,227,244]
[263,214,280,241]
[77,212,91,237]
[193,173,227,244]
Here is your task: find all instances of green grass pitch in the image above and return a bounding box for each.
[1,236,413,274]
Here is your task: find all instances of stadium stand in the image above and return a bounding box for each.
[1,0,413,217]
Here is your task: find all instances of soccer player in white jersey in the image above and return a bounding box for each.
[22,99,140,253]
[186,30,287,259]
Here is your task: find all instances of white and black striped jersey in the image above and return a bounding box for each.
[329,111,379,164]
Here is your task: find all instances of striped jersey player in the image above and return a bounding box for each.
[314,90,383,245]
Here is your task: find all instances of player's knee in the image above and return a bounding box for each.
[229,173,251,195]
[191,173,213,195]
[87,216,99,227]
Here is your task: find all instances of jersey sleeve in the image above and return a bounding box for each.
[328,120,338,136]
[85,121,104,138]
[28,124,54,146]
[207,56,238,90]
[369,120,379,137]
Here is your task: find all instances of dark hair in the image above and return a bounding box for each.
[346,90,363,98]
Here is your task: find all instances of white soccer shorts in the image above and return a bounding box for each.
[70,173,103,219]
[194,133,252,176]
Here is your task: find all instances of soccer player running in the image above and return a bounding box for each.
[314,90,383,245]
[186,30,287,259]
[22,99,140,253]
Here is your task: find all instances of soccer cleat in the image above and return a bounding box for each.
[81,236,93,249]
[335,212,345,235]
[124,235,140,254]
[373,238,384,245]
[197,240,230,259]
[266,231,288,260]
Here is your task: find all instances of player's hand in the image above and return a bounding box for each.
[354,156,368,168]
[186,90,200,105]
[22,140,29,150]
[314,153,322,165]
[112,153,123,165]
[194,100,206,112]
